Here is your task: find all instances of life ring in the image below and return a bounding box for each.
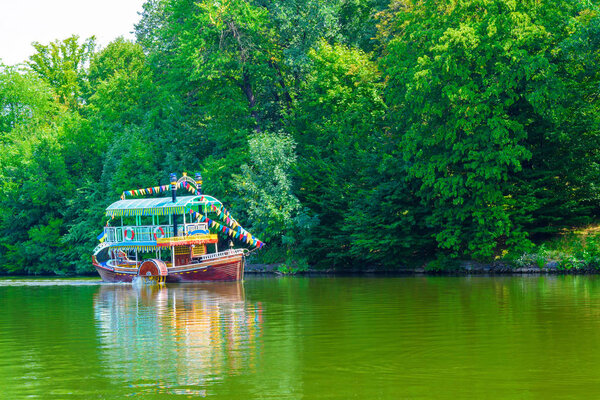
[153,226,165,240]
[123,227,135,241]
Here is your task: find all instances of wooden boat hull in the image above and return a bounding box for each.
[94,253,244,283]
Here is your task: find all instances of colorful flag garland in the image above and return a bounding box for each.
[120,181,197,200]
[210,204,245,231]
[189,209,264,249]
[121,184,171,200]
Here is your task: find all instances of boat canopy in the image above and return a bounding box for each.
[105,195,222,217]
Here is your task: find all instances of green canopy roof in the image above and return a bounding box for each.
[105,195,222,217]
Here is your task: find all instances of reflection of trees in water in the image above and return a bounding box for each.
[93,283,262,388]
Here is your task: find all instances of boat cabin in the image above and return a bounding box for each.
[94,194,228,269]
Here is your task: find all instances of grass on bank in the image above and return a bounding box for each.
[251,225,600,274]
[503,224,600,271]
[421,224,600,272]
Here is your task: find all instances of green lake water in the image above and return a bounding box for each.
[1,275,600,399]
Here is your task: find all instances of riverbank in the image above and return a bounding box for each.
[1,261,598,278]
[244,262,600,275]
[3,227,599,278]
[247,225,600,275]
[245,264,600,276]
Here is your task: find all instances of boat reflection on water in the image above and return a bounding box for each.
[93,282,263,393]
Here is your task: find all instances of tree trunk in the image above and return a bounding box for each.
[241,71,261,132]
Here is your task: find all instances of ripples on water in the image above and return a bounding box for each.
[0,278,104,286]
[2,275,600,399]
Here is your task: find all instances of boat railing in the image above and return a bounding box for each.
[93,241,110,255]
[198,249,246,261]
[104,223,209,243]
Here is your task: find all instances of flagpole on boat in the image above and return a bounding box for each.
[171,172,178,234]
[170,173,177,268]
[195,172,202,195]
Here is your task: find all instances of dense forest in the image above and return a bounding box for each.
[1,0,599,274]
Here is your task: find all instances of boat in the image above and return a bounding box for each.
[92,172,264,283]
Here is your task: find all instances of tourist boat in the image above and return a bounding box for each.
[92,173,263,283]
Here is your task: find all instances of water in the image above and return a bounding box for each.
[1,275,600,399]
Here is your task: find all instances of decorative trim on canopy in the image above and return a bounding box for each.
[157,234,219,247]
[108,242,159,252]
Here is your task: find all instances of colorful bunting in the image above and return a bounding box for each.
[120,184,175,200]
[188,208,264,249]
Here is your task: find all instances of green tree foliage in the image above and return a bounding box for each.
[0,119,74,273]
[0,64,57,136]
[28,35,96,109]
[290,41,386,267]
[380,0,600,259]
[234,132,315,247]
[1,0,600,275]
[0,64,72,273]
[64,41,158,271]
[134,0,271,190]
[508,9,600,235]
[87,38,152,127]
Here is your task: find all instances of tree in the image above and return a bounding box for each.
[0,64,57,137]
[28,35,95,109]
[508,10,600,236]
[233,132,316,266]
[0,128,74,273]
[290,41,386,267]
[379,0,600,259]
